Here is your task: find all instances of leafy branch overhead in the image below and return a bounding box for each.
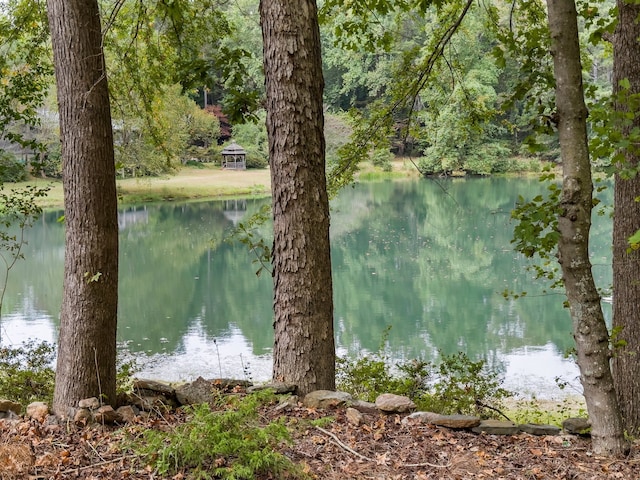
[0,0,52,153]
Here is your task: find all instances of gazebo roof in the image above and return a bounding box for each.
[221,142,246,156]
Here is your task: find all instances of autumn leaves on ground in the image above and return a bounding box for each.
[1,387,639,479]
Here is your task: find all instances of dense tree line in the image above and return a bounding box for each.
[1,0,615,180]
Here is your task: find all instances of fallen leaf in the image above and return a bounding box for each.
[375,452,389,466]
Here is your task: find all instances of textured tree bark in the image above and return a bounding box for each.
[47,0,119,416]
[547,0,629,456]
[260,0,335,395]
[612,0,640,436]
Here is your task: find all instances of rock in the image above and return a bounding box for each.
[519,423,561,436]
[350,400,378,414]
[375,393,416,413]
[273,396,299,412]
[346,407,364,426]
[94,405,122,424]
[44,415,60,427]
[78,397,101,410]
[247,382,297,395]
[175,377,216,405]
[402,412,481,429]
[134,379,176,397]
[302,390,353,409]
[26,402,49,422]
[130,395,168,411]
[472,419,520,435]
[116,405,138,423]
[0,399,22,415]
[74,408,92,426]
[0,410,21,423]
[209,378,252,390]
[402,411,439,425]
[562,417,591,435]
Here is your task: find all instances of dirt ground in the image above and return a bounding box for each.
[1,396,639,480]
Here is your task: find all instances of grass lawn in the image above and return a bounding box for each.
[10,164,272,209]
[9,159,419,209]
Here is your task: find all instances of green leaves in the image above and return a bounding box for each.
[133,391,300,479]
[627,229,640,252]
[0,0,52,153]
[589,80,640,179]
[510,170,563,289]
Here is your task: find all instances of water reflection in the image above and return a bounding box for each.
[0,177,612,398]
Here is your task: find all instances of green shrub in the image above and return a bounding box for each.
[336,327,430,402]
[369,149,393,172]
[0,151,27,183]
[336,329,511,418]
[417,154,445,175]
[417,352,511,416]
[0,340,139,409]
[0,340,56,408]
[463,142,512,174]
[337,356,402,402]
[132,390,307,479]
[228,114,269,169]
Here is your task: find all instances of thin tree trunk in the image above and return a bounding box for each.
[260,0,335,395]
[47,0,119,416]
[612,0,640,435]
[546,0,628,456]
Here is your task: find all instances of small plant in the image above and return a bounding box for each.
[418,352,511,416]
[116,355,139,396]
[0,340,56,408]
[507,396,587,426]
[336,326,431,402]
[336,328,511,418]
[0,151,27,183]
[132,390,307,479]
[336,355,400,402]
[0,340,139,408]
[369,148,393,172]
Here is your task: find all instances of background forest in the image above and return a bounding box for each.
[0,0,614,181]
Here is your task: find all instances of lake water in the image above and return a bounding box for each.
[0,177,613,398]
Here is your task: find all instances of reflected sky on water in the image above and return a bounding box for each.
[0,177,613,399]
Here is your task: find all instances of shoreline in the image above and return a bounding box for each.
[12,159,421,209]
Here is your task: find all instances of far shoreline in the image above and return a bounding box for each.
[19,159,421,210]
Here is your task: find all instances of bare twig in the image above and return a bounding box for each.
[61,454,138,474]
[314,426,451,469]
[402,461,452,468]
[315,426,372,461]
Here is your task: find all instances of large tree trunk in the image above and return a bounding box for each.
[611,0,640,435]
[260,0,335,395]
[546,0,628,456]
[47,0,119,416]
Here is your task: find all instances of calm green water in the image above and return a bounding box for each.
[0,177,613,397]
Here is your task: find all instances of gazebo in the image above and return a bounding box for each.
[221,142,247,170]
